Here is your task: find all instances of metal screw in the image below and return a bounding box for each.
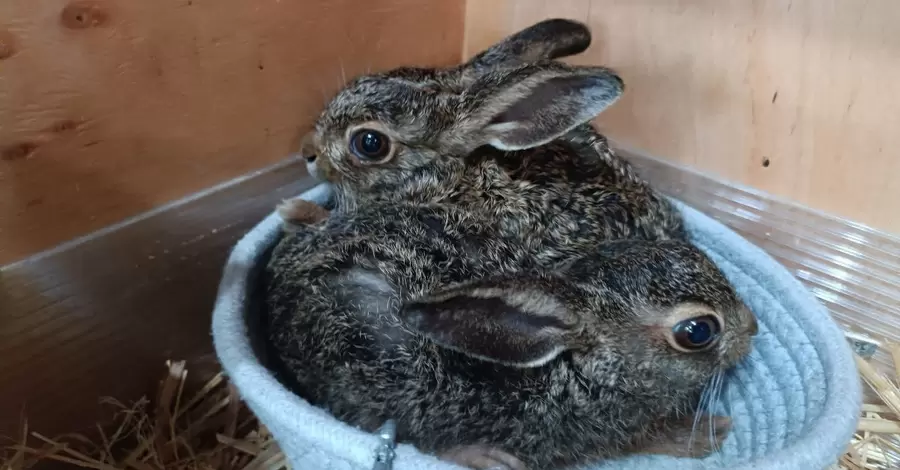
[371,420,397,470]
[846,332,879,359]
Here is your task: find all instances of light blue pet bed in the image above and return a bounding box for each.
[212,183,861,470]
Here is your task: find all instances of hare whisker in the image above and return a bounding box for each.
[689,370,715,453]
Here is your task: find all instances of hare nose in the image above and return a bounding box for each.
[299,131,318,163]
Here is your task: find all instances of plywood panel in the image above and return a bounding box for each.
[0,0,465,264]
[464,0,900,233]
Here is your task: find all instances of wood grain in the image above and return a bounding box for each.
[464,0,900,233]
[0,0,465,264]
[0,159,315,438]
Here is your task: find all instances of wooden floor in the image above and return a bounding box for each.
[2,149,898,440]
[0,158,316,438]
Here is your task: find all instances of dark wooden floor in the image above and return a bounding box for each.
[0,159,315,438]
[3,149,897,442]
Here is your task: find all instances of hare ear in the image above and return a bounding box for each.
[462,65,624,151]
[465,18,591,72]
[400,284,578,368]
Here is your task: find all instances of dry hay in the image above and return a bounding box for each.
[1,361,287,470]
[833,344,900,470]
[3,345,900,470]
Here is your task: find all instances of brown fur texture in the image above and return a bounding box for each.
[264,19,754,469]
[276,197,330,230]
[264,203,756,470]
[300,19,685,268]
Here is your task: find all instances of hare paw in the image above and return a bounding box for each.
[438,445,529,470]
[276,198,330,229]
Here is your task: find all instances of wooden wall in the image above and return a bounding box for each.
[0,0,465,265]
[465,0,900,234]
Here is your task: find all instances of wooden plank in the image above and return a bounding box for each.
[0,0,465,264]
[0,158,315,438]
[463,0,900,234]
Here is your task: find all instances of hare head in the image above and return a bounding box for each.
[300,19,624,209]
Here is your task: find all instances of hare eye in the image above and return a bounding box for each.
[349,129,392,162]
[669,315,721,352]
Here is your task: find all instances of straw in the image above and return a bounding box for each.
[0,361,288,470]
[3,341,899,469]
[833,343,900,470]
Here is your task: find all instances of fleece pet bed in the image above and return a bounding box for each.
[212,182,861,470]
